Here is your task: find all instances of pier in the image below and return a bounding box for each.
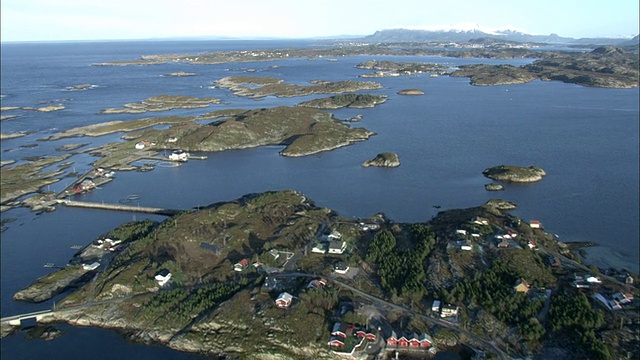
[57,200,182,216]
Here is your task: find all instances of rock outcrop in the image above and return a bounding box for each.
[484,182,505,191]
[482,165,546,183]
[13,266,93,303]
[362,152,400,167]
[397,89,424,95]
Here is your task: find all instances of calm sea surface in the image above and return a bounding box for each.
[1,40,638,358]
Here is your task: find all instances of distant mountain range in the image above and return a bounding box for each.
[363,28,639,46]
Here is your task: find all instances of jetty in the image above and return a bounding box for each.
[57,200,182,216]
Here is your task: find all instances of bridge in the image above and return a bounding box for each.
[57,199,182,216]
[1,309,56,327]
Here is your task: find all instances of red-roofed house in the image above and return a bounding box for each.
[529,220,542,229]
[234,258,249,272]
[328,336,345,348]
[275,292,293,308]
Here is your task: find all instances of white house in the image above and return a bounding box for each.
[155,269,172,287]
[334,262,349,274]
[311,243,327,254]
[82,262,100,271]
[328,241,346,254]
[441,304,459,318]
[455,229,467,236]
[473,217,489,226]
[135,142,145,150]
[529,220,542,229]
[585,275,602,283]
[431,300,441,313]
[169,150,189,162]
[327,230,342,241]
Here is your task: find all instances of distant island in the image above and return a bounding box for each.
[4,190,637,360]
[94,42,639,89]
[483,165,546,183]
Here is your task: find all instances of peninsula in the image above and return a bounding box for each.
[5,190,637,360]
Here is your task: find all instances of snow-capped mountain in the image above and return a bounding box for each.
[364,25,636,45]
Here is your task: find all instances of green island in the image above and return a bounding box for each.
[4,190,637,360]
[214,76,383,98]
[297,93,387,109]
[482,165,547,183]
[93,44,638,89]
[100,95,221,114]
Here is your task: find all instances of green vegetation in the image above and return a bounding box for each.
[444,261,545,341]
[366,225,435,302]
[139,282,244,327]
[548,293,610,359]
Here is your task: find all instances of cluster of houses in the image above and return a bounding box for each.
[91,237,122,252]
[572,273,602,289]
[168,149,189,162]
[594,291,634,311]
[327,322,377,348]
[386,331,433,349]
[70,178,96,194]
[312,230,346,255]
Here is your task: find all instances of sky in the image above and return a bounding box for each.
[1,0,638,42]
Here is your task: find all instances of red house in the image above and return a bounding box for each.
[331,322,348,338]
[275,292,293,308]
[355,328,376,341]
[328,336,344,348]
[408,333,421,347]
[397,334,409,347]
[419,333,433,348]
[386,331,398,347]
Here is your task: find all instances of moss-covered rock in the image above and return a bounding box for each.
[362,152,400,167]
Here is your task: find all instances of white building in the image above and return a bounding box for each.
[328,241,346,254]
[155,269,172,287]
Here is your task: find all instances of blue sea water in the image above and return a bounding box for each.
[1,40,638,358]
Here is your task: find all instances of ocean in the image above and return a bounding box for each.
[1,40,638,358]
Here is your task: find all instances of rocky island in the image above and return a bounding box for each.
[5,190,638,360]
[397,89,424,95]
[100,95,221,114]
[362,152,401,167]
[214,76,383,98]
[297,93,387,109]
[482,165,547,183]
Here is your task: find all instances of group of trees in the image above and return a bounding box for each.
[142,282,243,326]
[548,293,610,359]
[443,261,545,341]
[366,225,435,302]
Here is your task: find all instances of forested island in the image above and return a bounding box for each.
[4,190,637,359]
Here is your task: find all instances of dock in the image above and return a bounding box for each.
[57,200,182,216]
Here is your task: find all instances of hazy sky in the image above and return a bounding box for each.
[2,0,638,42]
